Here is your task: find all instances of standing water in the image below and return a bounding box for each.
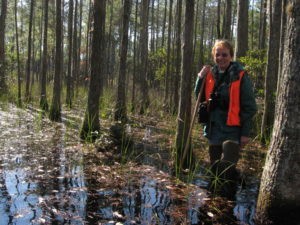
[0,103,258,224]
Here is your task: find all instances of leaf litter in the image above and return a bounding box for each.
[0,103,266,224]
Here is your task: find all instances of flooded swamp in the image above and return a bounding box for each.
[0,103,263,225]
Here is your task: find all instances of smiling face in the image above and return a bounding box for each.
[211,40,234,71]
[213,46,232,71]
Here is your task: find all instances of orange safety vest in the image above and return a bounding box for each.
[205,70,245,126]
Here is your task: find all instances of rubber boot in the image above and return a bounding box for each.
[219,140,240,199]
[222,140,240,164]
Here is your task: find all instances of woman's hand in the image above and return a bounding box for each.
[198,65,211,78]
[240,136,251,148]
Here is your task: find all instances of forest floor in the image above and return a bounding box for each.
[89,107,268,224]
[0,101,268,224]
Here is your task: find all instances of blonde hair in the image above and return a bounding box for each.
[211,39,234,58]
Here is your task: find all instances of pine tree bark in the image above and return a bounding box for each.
[84,0,92,82]
[131,0,138,112]
[0,0,7,94]
[14,0,22,106]
[114,0,131,122]
[106,1,114,87]
[235,0,249,59]
[173,0,182,115]
[175,0,194,169]
[139,0,150,114]
[216,0,221,38]
[164,0,173,110]
[72,0,78,95]
[150,0,155,52]
[256,0,267,91]
[77,0,83,87]
[40,0,49,111]
[261,0,282,143]
[198,0,206,69]
[49,0,63,121]
[161,0,167,48]
[277,0,287,91]
[25,0,35,102]
[66,0,74,107]
[193,0,199,64]
[259,0,267,49]
[80,0,106,140]
[256,2,300,223]
[155,0,160,50]
[223,0,232,39]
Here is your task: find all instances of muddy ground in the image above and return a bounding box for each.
[0,103,266,224]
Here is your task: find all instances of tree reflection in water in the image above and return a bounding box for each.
[0,104,258,225]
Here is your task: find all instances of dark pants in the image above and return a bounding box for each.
[208,140,240,198]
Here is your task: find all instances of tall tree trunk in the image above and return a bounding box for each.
[235,0,249,59]
[66,0,73,107]
[256,0,267,91]
[173,0,182,115]
[150,0,155,52]
[161,0,167,48]
[207,16,215,60]
[85,0,92,82]
[139,0,150,114]
[106,1,114,87]
[216,0,221,38]
[131,0,138,112]
[260,0,282,144]
[72,0,78,97]
[256,3,300,224]
[25,0,35,102]
[169,31,176,111]
[114,0,131,122]
[259,0,267,49]
[175,0,194,170]
[40,0,49,111]
[198,0,206,69]
[231,0,237,38]
[31,8,36,86]
[49,0,63,121]
[155,0,160,50]
[38,3,44,84]
[250,0,255,49]
[77,0,83,88]
[164,0,173,110]
[223,0,232,39]
[0,0,7,94]
[277,0,287,91]
[14,0,22,106]
[193,0,199,61]
[80,0,106,141]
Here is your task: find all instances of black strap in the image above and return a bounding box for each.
[211,70,228,96]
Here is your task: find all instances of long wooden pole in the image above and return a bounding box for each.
[180,74,207,169]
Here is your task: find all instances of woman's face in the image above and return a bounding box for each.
[214,46,232,71]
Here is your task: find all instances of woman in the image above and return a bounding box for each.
[195,40,257,186]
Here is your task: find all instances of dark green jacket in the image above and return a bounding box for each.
[194,62,257,143]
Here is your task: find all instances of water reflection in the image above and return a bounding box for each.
[187,188,206,225]
[0,105,86,224]
[0,165,43,224]
[234,178,258,225]
[193,167,258,224]
[84,176,174,224]
[0,164,12,225]
[122,185,137,223]
[0,104,258,225]
[139,177,171,224]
